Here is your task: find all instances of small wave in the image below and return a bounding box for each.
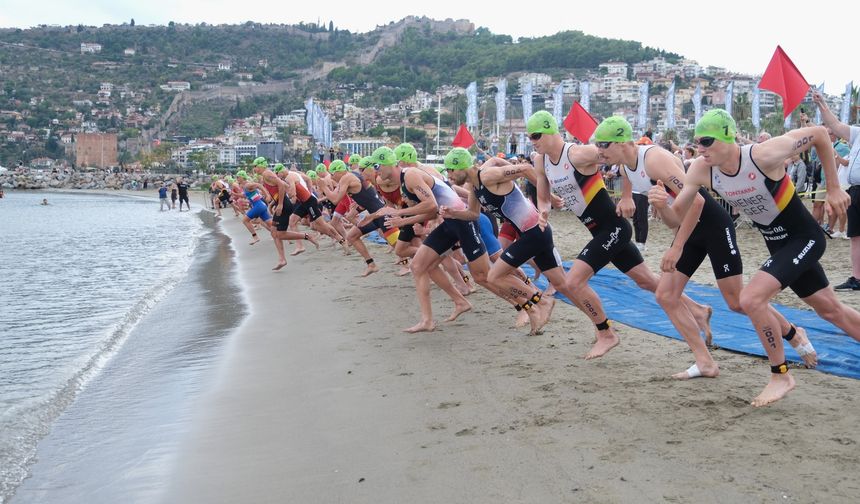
[0,215,209,503]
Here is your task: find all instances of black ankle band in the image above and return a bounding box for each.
[530,292,541,304]
[771,361,789,374]
[514,304,522,312]
[521,300,533,311]
[365,258,374,265]
[783,325,797,341]
[596,319,610,331]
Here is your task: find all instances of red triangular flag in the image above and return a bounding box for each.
[451,123,475,148]
[758,46,810,119]
[563,102,598,143]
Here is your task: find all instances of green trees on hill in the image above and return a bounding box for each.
[329,27,679,93]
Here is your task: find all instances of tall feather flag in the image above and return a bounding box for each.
[495,79,507,123]
[814,82,825,124]
[666,82,676,130]
[305,98,315,135]
[725,81,734,116]
[751,84,761,130]
[466,82,478,128]
[552,84,564,127]
[759,45,810,119]
[521,82,533,122]
[840,81,853,124]
[563,102,598,143]
[638,81,649,134]
[693,82,702,124]
[579,81,591,112]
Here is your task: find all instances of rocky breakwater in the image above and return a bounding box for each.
[0,170,208,191]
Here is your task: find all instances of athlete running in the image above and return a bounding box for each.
[527,110,711,359]
[594,116,815,380]
[666,109,859,406]
[322,158,398,277]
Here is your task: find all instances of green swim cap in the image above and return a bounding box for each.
[273,163,285,173]
[307,170,318,180]
[436,165,448,173]
[359,156,376,169]
[211,174,219,180]
[348,154,361,165]
[372,146,397,167]
[315,163,327,172]
[526,110,559,135]
[252,156,267,168]
[593,116,633,143]
[394,143,418,163]
[225,176,235,184]
[444,148,473,170]
[235,170,249,179]
[329,159,348,172]
[695,109,737,144]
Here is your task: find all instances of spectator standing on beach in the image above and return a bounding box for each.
[177,177,190,211]
[813,91,860,290]
[158,184,171,211]
[170,183,178,209]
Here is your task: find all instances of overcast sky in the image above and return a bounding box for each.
[1,0,854,95]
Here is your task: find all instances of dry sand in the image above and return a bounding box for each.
[162,207,860,504]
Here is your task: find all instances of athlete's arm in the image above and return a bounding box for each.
[480,162,538,186]
[657,157,708,229]
[323,175,350,204]
[390,171,439,217]
[616,167,635,218]
[756,126,849,215]
[534,154,552,215]
[662,189,704,273]
[568,144,601,174]
[812,91,850,140]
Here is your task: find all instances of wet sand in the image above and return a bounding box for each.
[163,208,860,504]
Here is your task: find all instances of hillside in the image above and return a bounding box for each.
[0,18,683,165]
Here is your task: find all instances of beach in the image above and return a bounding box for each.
[163,209,860,504]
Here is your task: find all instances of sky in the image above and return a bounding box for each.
[0,0,854,95]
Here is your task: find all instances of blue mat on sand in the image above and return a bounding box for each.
[365,233,860,380]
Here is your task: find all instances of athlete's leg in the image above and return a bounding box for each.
[347,226,379,277]
[563,260,620,359]
[801,287,860,342]
[288,213,306,255]
[405,245,442,333]
[624,263,713,341]
[716,275,817,367]
[738,271,795,407]
[655,271,719,379]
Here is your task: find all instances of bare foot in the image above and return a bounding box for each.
[290,248,305,256]
[751,373,796,407]
[404,320,437,333]
[396,266,411,277]
[786,326,817,368]
[514,309,529,328]
[585,329,620,359]
[446,301,473,322]
[671,362,719,380]
[693,305,714,347]
[272,261,287,271]
[544,284,557,296]
[249,237,260,245]
[361,263,380,277]
[530,297,556,335]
